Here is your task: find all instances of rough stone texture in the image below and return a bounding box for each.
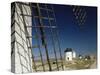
[11,2,33,73]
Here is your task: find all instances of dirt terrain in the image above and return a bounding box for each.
[32,59,97,72]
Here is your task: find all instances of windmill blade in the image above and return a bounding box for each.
[72,6,87,28]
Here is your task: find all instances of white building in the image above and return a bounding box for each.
[64,48,76,61]
[11,2,33,73]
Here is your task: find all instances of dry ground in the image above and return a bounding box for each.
[32,58,97,72]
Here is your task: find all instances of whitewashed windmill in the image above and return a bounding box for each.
[64,48,76,61]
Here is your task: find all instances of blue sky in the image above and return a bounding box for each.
[53,4,97,56]
[32,4,97,60]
